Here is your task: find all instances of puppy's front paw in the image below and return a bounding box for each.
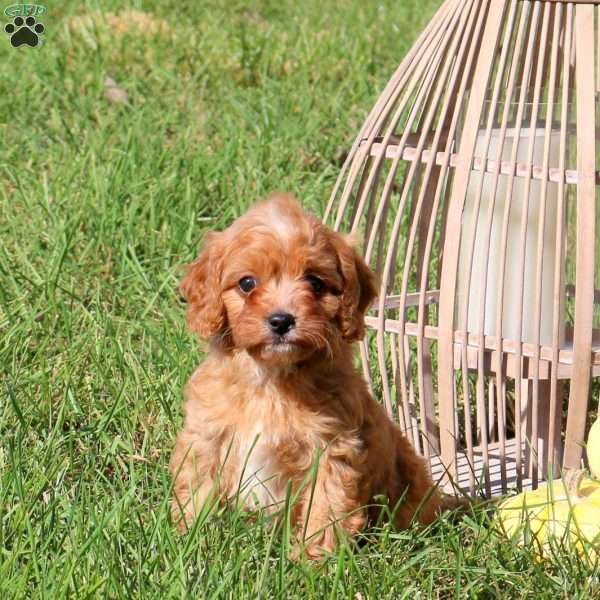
[290,540,331,561]
[292,524,339,561]
[171,500,194,533]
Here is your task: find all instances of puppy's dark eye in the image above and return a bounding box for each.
[305,274,325,294]
[239,276,257,294]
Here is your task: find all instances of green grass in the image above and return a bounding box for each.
[1,1,599,597]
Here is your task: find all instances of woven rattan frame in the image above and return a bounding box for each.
[325,0,599,496]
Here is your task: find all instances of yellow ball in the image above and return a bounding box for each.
[496,471,600,563]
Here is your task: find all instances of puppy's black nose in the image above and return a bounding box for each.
[267,312,296,336]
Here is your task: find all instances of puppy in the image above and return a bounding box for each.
[170,194,442,558]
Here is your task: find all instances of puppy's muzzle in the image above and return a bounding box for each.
[267,312,296,337]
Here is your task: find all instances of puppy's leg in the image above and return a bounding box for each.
[169,433,218,532]
[298,457,366,559]
[390,431,442,528]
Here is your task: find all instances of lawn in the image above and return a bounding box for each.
[1,0,599,597]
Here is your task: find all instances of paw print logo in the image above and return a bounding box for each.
[4,15,44,47]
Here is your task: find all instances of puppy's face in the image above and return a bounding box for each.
[180,195,377,366]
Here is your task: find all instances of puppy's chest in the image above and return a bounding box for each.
[200,375,349,509]
[228,394,325,510]
[234,423,289,510]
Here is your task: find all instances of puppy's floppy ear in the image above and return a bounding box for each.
[331,232,378,341]
[180,232,226,339]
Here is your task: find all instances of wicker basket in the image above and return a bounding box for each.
[325,0,600,497]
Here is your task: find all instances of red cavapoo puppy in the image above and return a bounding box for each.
[170,194,442,558]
